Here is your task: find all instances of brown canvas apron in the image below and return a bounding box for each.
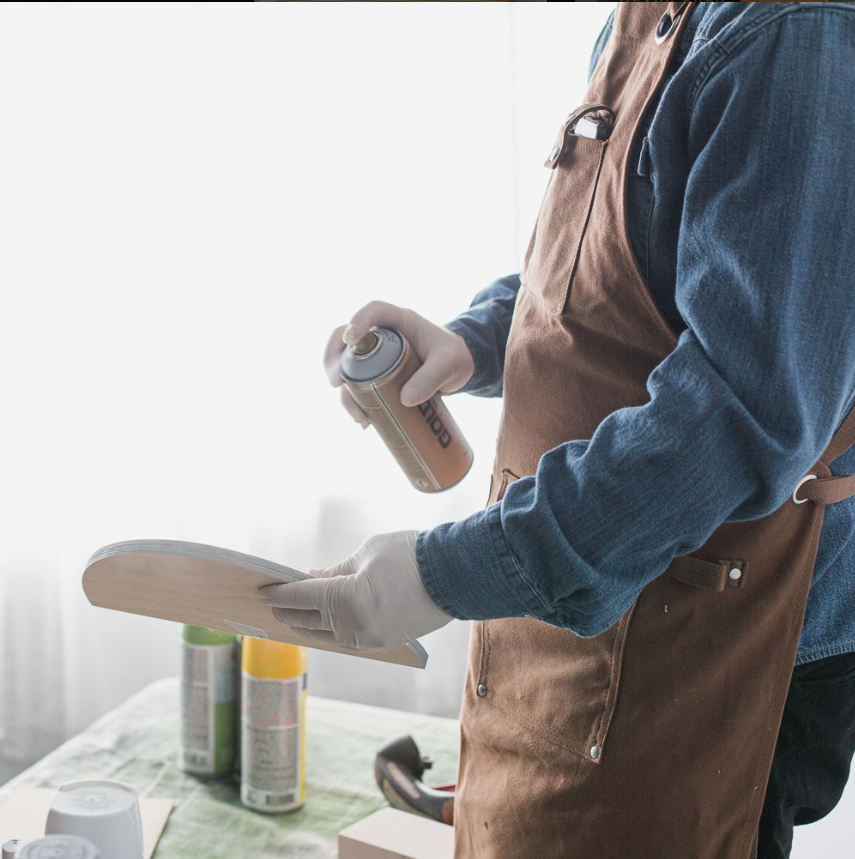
[454,3,855,857]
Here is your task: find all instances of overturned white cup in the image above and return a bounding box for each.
[18,835,101,858]
[45,781,142,859]
[2,840,22,859]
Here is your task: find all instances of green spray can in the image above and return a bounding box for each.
[179,625,238,777]
[233,635,243,781]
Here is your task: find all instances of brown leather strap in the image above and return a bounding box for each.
[821,405,855,466]
[796,474,855,505]
[668,556,744,592]
[672,406,855,590]
[673,410,855,591]
[785,405,855,505]
[669,1,692,17]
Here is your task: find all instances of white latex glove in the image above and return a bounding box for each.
[256,530,451,651]
[324,301,475,428]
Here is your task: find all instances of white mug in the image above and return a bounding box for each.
[45,781,142,859]
[2,841,22,859]
[18,836,101,859]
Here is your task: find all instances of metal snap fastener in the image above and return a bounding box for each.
[792,473,817,505]
[590,745,600,759]
[476,683,488,697]
[548,145,560,162]
[728,567,742,582]
[654,11,680,45]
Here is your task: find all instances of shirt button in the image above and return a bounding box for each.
[476,683,488,697]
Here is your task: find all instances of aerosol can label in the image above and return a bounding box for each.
[180,641,236,776]
[240,672,306,813]
[340,327,473,493]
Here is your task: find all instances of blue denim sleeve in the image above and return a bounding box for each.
[419,10,855,635]
[445,274,520,398]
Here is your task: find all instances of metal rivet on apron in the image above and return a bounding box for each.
[590,746,600,759]
[477,683,488,697]
[729,567,742,582]
[548,145,560,162]
[654,11,680,45]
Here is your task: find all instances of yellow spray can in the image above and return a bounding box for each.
[240,638,307,813]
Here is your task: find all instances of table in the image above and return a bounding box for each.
[0,678,460,858]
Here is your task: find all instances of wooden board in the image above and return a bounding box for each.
[83,540,427,668]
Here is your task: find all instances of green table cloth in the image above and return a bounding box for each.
[0,678,460,858]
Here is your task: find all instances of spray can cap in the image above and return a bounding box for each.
[340,327,405,383]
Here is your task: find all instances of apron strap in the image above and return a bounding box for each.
[668,1,692,17]
[668,556,745,592]
[820,404,855,466]
[670,407,855,591]
[789,404,855,504]
[794,473,855,505]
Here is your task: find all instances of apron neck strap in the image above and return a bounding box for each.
[668,1,692,18]
[821,405,855,466]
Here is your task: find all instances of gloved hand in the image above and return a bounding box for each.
[324,301,475,428]
[256,530,452,650]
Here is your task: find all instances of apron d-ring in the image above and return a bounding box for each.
[793,473,817,504]
[654,11,681,45]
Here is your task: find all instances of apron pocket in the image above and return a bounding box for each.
[525,134,608,315]
[477,465,635,764]
[481,608,635,765]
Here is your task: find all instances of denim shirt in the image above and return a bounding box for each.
[417,2,855,665]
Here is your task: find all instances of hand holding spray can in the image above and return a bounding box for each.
[340,327,473,492]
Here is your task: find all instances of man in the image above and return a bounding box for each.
[259,3,855,856]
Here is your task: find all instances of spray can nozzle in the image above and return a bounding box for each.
[351,331,381,358]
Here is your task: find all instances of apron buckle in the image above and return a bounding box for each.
[793,473,818,504]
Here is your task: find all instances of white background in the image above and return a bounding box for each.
[0,3,848,854]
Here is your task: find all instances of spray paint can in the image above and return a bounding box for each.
[340,327,473,492]
[240,638,307,813]
[179,626,238,778]
[18,837,100,859]
[233,635,243,781]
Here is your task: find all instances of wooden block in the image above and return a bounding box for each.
[338,808,454,859]
[83,540,427,668]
